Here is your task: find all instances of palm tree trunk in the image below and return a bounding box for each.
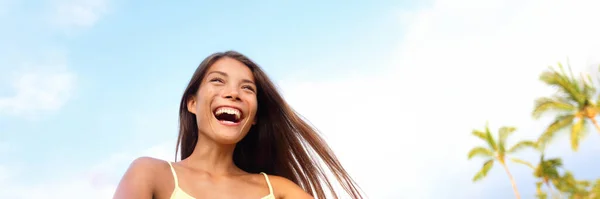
[544,180,562,199]
[500,162,521,199]
[544,180,553,198]
[590,117,600,136]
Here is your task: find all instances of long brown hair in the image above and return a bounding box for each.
[176,51,364,199]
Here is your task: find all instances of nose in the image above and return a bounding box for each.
[222,85,241,101]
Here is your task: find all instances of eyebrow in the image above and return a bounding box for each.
[207,70,255,84]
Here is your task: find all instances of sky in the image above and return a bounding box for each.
[1,0,600,198]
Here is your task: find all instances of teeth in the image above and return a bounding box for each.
[215,107,241,119]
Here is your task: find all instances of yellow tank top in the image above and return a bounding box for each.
[167,162,275,199]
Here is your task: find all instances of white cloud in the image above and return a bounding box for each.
[52,0,109,29]
[0,141,174,199]
[0,67,76,117]
[281,0,600,198]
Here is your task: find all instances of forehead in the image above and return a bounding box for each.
[206,57,254,81]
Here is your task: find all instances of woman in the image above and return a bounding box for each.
[113,51,364,199]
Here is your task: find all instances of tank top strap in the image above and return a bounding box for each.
[260,172,273,195]
[167,162,179,187]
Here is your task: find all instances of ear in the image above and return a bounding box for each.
[187,96,197,115]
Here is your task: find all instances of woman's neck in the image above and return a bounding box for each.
[184,134,241,175]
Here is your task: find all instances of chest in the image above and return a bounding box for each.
[156,173,272,199]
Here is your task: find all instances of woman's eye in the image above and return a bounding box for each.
[210,78,224,83]
[242,85,256,92]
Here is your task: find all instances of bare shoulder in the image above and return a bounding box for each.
[267,175,314,199]
[113,156,170,199]
[131,156,166,167]
[124,156,168,178]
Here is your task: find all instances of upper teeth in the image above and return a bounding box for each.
[215,107,241,119]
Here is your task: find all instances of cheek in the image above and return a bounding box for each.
[250,100,258,118]
[198,87,217,103]
[248,96,258,109]
[194,89,215,116]
[243,96,258,116]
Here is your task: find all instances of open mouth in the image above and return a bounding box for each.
[213,106,243,124]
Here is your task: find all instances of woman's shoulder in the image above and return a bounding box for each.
[113,157,172,198]
[127,156,171,173]
[123,156,173,182]
[130,156,169,166]
[263,174,314,199]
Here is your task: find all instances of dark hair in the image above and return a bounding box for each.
[176,51,364,198]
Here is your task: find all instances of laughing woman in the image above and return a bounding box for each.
[113,51,364,199]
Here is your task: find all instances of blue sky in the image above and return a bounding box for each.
[1,0,405,173]
[2,0,600,198]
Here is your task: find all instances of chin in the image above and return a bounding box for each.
[206,114,252,144]
[211,129,247,145]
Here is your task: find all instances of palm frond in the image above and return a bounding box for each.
[540,65,587,106]
[553,170,593,197]
[538,158,563,179]
[581,72,597,99]
[498,126,516,153]
[472,159,494,182]
[570,117,587,151]
[544,158,563,168]
[537,114,575,146]
[484,124,498,151]
[561,61,585,97]
[507,140,536,154]
[467,146,494,159]
[591,179,600,197]
[535,181,548,199]
[472,130,487,141]
[578,180,592,188]
[532,97,576,119]
[510,157,535,169]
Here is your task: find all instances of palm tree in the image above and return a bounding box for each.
[552,171,593,199]
[535,181,549,199]
[535,182,548,199]
[512,154,563,198]
[589,179,600,199]
[532,62,600,151]
[468,123,536,199]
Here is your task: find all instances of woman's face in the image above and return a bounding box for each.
[187,57,258,144]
